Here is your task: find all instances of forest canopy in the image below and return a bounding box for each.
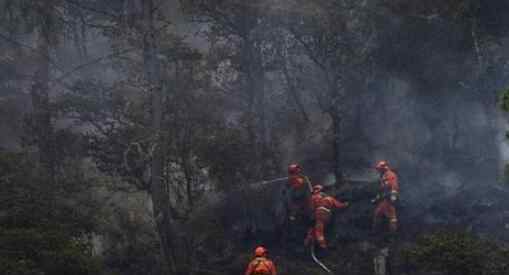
[1,1,509,275]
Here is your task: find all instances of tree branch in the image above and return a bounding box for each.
[52,47,137,83]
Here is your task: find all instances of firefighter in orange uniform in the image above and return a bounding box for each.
[287,163,312,221]
[372,160,400,233]
[304,185,349,249]
[244,246,277,275]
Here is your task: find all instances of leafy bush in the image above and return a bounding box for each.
[404,231,509,275]
[0,228,101,275]
[0,152,102,275]
[500,87,509,112]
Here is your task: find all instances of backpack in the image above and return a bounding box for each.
[252,258,271,275]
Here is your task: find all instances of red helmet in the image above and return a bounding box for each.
[375,160,389,171]
[312,184,323,193]
[288,163,302,175]
[254,246,267,257]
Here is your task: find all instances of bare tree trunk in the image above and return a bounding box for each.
[239,27,267,233]
[331,112,343,185]
[327,74,344,186]
[183,153,194,210]
[282,60,310,123]
[143,1,178,274]
[243,37,259,170]
[31,8,55,181]
[471,16,483,74]
[254,57,267,176]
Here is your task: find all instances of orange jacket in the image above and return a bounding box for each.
[244,257,277,275]
[288,175,307,190]
[380,170,399,192]
[310,193,347,212]
[306,192,347,248]
[379,169,399,198]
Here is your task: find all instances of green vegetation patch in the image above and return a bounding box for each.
[404,231,509,275]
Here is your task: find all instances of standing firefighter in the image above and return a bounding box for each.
[244,246,277,275]
[305,185,349,249]
[372,160,400,233]
[287,163,312,221]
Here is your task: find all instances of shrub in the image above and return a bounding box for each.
[404,231,509,275]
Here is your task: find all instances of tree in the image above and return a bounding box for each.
[0,1,59,177]
[282,0,378,183]
[182,0,283,180]
[55,1,246,273]
[0,149,102,274]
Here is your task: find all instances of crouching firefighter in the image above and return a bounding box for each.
[305,185,349,249]
[372,160,400,233]
[286,163,313,221]
[244,246,277,275]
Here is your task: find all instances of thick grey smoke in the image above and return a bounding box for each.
[2,0,509,245]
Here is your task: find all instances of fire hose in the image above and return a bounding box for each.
[251,177,289,186]
[303,175,314,193]
[310,239,333,274]
[249,176,333,274]
[254,176,331,274]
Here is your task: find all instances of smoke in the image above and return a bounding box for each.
[254,1,509,239]
[1,0,509,243]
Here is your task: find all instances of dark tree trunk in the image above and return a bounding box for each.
[331,112,344,185]
[242,34,267,178]
[327,74,344,186]
[143,1,178,274]
[31,8,55,181]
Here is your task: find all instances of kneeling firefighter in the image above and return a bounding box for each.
[305,185,349,249]
[244,246,277,275]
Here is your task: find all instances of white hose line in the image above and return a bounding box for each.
[310,241,333,274]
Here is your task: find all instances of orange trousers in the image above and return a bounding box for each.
[305,209,331,248]
[373,199,398,232]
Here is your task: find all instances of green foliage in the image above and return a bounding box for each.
[199,125,255,188]
[502,163,509,185]
[501,87,509,112]
[0,151,103,275]
[404,231,509,275]
[0,228,101,275]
